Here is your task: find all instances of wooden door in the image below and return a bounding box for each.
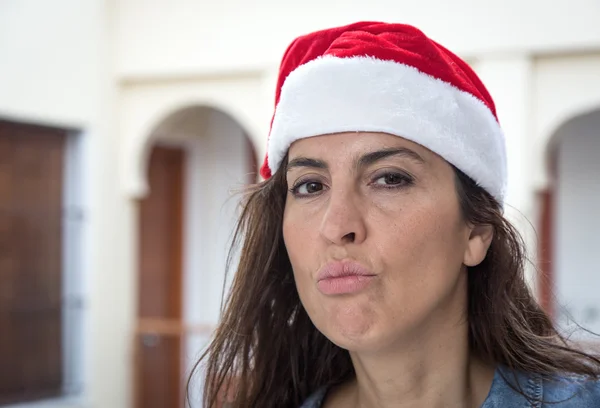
[136,145,185,408]
[538,187,555,318]
[0,120,66,404]
[538,148,557,319]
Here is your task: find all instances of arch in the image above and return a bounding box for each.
[122,101,261,199]
[130,101,261,405]
[544,108,600,180]
[538,106,600,323]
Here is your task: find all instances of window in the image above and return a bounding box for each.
[0,120,84,405]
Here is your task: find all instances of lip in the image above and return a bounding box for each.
[316,261,376,295]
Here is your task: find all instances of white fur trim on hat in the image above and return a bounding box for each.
[267,55,507,203]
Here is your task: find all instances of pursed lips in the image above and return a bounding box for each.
[316,260,376,295]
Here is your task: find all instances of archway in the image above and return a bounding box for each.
[539,108,600,343]
[132,105,258,408]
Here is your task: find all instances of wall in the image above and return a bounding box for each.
[0,0,106,125]
[471,56,539,285]
[0,1,131,408]
[114,0,600,78]
[533,54,600,188]
[554,112,600,339]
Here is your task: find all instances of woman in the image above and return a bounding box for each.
[193,22,600,407]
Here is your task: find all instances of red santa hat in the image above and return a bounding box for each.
[259,21,507,203]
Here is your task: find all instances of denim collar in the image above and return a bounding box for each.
[300,365,542,407]
[301,364,600,407]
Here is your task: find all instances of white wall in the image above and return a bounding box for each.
[471,56,539,286]
[533,54,600,188]
[554,112,600,339]
[0,1,132,408]
[114,0,600,78]
[0,0,107,125]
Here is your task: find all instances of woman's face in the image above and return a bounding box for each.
[282,132,491,352]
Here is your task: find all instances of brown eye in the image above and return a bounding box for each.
[292,181,324,197]
[372,172,413,188]
[384,174,403,185]
[305,182,322,193]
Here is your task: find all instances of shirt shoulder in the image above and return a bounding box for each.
[483,366,600,407]
[299,387,328,408]
[542,373,600,407]
[300,370,600,407]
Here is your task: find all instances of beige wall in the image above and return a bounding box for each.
[114,0,600,77]
[0,1,131,408]
[533,53,600,175]
[0,0,107,125]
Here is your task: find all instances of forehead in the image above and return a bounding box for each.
[287,132,432,161]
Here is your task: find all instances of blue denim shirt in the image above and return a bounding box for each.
[299,365,600,407]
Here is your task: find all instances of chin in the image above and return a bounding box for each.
[319,309,392,352]
[313,300,420,354]
[328,328,396,354]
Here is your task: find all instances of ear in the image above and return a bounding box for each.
[463,224,494,267]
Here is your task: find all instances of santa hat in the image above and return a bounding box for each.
[259,21,507,203]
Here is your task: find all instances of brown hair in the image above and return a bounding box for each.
[188,155,600,407]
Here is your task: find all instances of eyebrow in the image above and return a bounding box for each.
[287,147,425,172]
[287,157,328,171]
[358,147,425,168]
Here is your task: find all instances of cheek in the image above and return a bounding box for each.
[282,204,320,287]
[283,206,311,261]
[376,200,468,312]
[283,203,337,331]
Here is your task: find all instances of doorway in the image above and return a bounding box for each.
[135,145,186,408]
[133,106,258,407]
[540,109,600,344]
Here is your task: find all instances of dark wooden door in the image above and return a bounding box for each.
[136,145,185,408]
[538,188,555,318]
[0,120,66,404]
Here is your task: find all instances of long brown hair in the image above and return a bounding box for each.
[188,155,600,407]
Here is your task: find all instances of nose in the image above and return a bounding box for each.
[319,187,367,245]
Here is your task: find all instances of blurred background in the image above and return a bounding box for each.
[0,0,599,407]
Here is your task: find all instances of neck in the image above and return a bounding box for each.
[335,291,495,408]
[350,348,494,408]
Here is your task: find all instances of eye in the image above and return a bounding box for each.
[372,172,413,188]
[291,180,325,197]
